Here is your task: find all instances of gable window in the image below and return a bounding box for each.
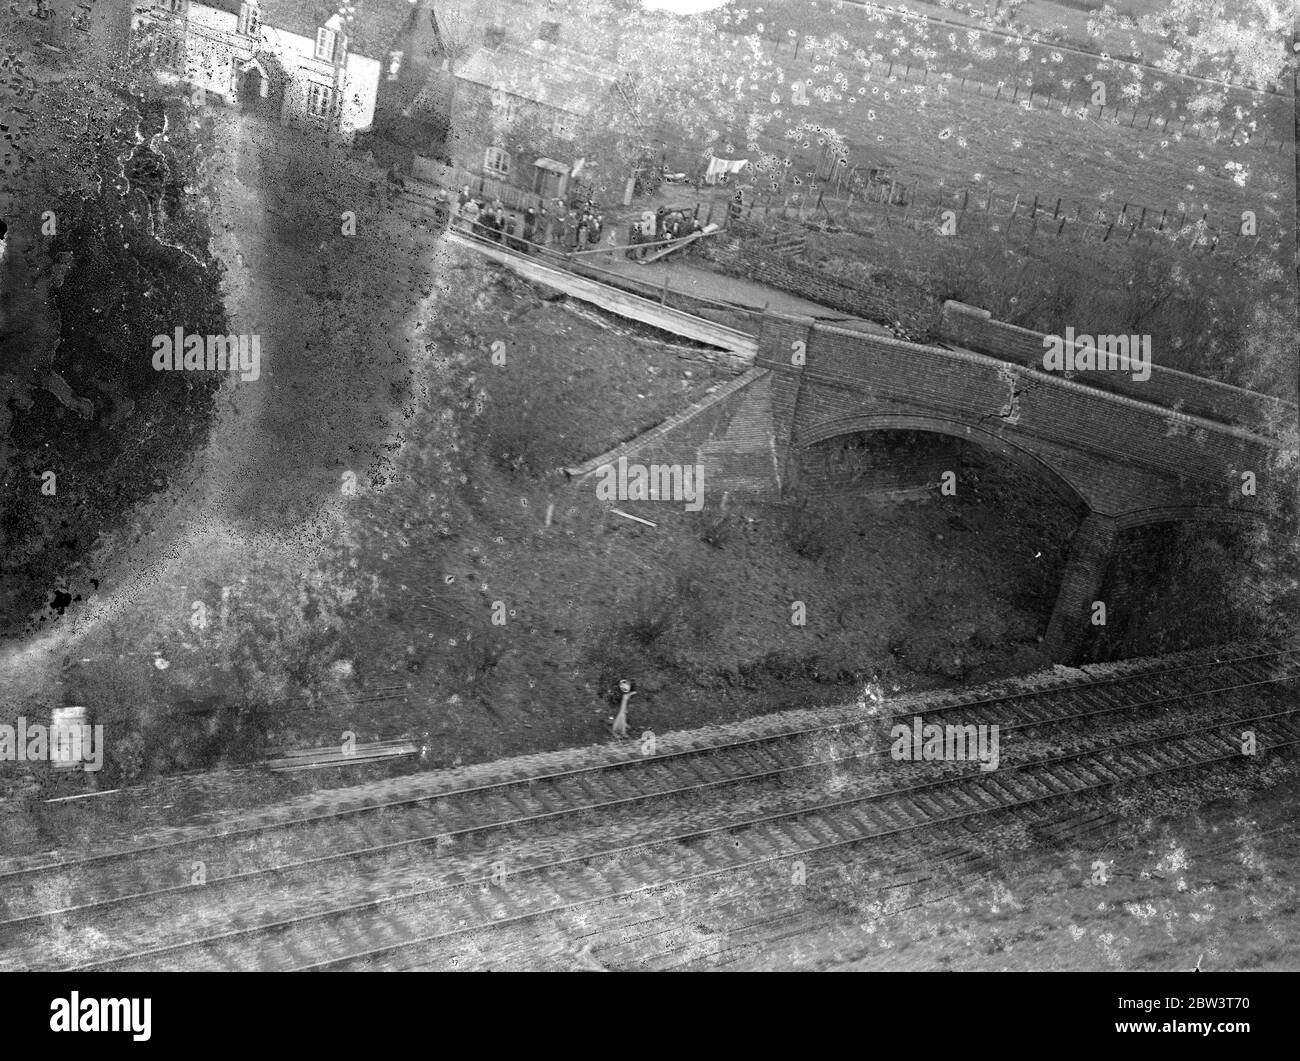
[312,28,338,62]
[307,82,334,118]
[491,85,519,122]
[386,51,403,81]
[484,146,510,177]
[538,21,559,44]
[237,2,260,36]
[155,34,184,71]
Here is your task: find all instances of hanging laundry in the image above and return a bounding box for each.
[704,156,749,185]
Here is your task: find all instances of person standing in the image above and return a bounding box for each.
[460,197,480,233]
[610,679,637,739]
[521,208,537,252]
[549,198,568,248]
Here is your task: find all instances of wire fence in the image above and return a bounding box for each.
[727,178,1276,260]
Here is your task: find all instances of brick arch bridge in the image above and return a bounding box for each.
[758,307,1294,661]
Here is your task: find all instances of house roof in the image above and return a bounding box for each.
[453,41,621,116]
[197,0,415,60]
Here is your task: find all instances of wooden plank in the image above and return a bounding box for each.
[636,227,721,264]
[446,233,757,364]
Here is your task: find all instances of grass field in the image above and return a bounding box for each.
[715,35,1292,254]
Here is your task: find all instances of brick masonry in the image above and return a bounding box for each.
[759,315,1283,526]
[938,301,1298,433]
[1042,512,1120,660]
[566,368,779,499]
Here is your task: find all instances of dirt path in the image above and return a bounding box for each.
[0,110,448,699]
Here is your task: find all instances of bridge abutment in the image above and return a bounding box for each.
[1043,511,1120,662]
[760,315,814,492]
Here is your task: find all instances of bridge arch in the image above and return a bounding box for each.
[797,413,1091,512]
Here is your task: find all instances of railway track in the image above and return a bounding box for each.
[3,648,1295,970]
[311,704,1300,973]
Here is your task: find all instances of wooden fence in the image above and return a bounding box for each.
[412,156,544,214]
[728,177,1275,260]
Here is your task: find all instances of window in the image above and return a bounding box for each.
[156,35,184,71]
[307,83,334,118]
[315,28,338,62]
[166,0,184,12]
[484,147,510,176]
[484,26,505,49]
[538,21,559,44]
[386,51,403,81]
[552,112,575,139]
[491,85,518,122]
[238,2,260,36]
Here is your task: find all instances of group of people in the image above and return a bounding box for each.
[542,197,605,252]
[452,187,604,255]
[625,205,707,260]
[440,181,730,262]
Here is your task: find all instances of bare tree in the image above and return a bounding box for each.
[427,0,478,72]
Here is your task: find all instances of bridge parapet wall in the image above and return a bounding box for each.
[759,314,1284,523]
[938,301,1297,433]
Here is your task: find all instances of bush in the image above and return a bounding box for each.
[782,496,842,560]
[621,586,680,649]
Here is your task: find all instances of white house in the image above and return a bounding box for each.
[133,1,414,141]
